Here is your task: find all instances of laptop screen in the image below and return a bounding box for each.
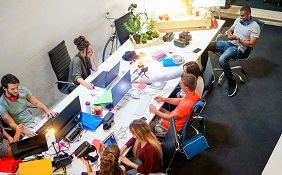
[105,62,120,86]
[111,70,132,107]
[102,132,117,147]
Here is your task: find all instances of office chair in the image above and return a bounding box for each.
[213,18,265,86]
[115,12,131,45]
[202,57,215,101]
[48,40,74,94]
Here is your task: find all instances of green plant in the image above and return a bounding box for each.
[146,18,155,32]
[123,15,142,36]
[140,32,149,42]
[152,30,160,38]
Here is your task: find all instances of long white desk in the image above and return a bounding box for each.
[10,20,225,175]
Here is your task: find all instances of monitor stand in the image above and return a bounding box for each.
[64,122,84,142]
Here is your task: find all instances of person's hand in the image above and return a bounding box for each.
[154,95,165,102]
[80,157,89,165]
[15,124,24,138]
[224,30,231,36]
[149,104,157,114]
[46,110,57,119]
[119,156,132,166]
[85,83,95,90]
[137,78,149,84]
[176,92,181,98]
[98,142,104,154]
[23,129,37,137]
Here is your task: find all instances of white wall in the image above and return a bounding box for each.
[0,0,144,112]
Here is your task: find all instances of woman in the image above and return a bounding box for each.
[120,119,163,175]
[80,143,124,175]
[137,61,204,97]
[68,36,98,92]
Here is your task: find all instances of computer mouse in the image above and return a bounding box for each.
[95,87,100,91]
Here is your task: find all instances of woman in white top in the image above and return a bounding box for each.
[137,61,204,97]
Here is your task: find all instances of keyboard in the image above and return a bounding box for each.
[36,113,59,134]
[65,123,83,142]
[134,95,153,116]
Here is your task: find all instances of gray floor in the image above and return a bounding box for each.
[170,19,282,175]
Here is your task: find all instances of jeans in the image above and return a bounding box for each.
[201,41,242,82]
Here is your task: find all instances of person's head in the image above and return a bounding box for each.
[74,36,91,58]
[100,144,123,175]
[180,73,197,92]
[239,6,251,23]
[129,119,163,159]
[183,61,203,78]
[1,74,20,98]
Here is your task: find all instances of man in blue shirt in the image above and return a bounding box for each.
[201,6,261,97]
[0,74,57,137]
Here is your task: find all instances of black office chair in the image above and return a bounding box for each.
[202,57,215,101]
[115,12,131,45]
[213,18,265,86]
[48,40,74,94]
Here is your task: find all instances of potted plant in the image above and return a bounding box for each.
[152,30,160,41]
[146,18,155,40]
[140,33,149,44]
[124,15,142,44]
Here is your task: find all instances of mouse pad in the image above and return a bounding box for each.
[150,82,167,90]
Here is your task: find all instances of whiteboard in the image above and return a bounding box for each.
[193,0,226,7]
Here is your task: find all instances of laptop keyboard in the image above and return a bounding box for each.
[134,95,152,116]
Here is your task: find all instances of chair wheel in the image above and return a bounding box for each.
[240,80,245,84]
[241,69,245,73]
[218,83,222,87]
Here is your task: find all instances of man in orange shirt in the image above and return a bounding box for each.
[149,73,200,136]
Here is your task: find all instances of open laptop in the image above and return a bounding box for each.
[102,132,118,147]
[91,62,120,88]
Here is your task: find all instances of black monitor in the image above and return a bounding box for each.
[52,96,81,143]
[105,61,120,87]
[111,70,132,107]
[10,134,48,160]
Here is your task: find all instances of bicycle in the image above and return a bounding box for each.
[102,4,137,63]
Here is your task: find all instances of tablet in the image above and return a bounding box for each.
[102,132,118,147]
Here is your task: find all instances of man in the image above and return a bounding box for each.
[0,74,57,137]
[149,73,200,136]
[0,121,24,158]
[201,6,261,97]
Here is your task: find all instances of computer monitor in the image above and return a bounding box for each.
[52,96,81,143]
[105,61,120,87]
[10,134,48,160]
[111,70,132,107]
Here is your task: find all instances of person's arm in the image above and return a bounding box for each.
[89,55,98,72]
[154,95,182,106]
[2,128,13,143]
[137,68,182,84]
[80,157,95,175]
[120,137,136,155]
[225,26,235,36]
[76,77,95,90]
[27,96,57,118]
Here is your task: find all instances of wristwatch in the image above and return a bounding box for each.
[238,37,240,41]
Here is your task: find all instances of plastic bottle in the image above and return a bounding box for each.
[85,101,91,114]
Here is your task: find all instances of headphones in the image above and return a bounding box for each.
[4,93,20,102]
[240,17,252,26]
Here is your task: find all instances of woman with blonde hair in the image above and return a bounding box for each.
[80,143,125,175]
[120,119,163,175]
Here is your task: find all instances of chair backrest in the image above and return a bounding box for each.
[0,86,3,96]
[114,12,131,45]
[48,40,71,91]
[202,57,214,99]
[161,117,179,174]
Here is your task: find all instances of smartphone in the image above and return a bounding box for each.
[193,48,202,53]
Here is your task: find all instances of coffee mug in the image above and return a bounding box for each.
[93,106,103,116]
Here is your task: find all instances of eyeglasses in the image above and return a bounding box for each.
[116,127,129,141]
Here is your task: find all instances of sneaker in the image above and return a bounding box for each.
[228,82,238,97]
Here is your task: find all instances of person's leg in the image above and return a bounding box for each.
[123,157,142,175]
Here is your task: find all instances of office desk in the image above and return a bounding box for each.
[10,20,225,175]
[105,20,225,69]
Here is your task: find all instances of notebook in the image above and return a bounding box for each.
[91,62,120,88]
[102,132,118,147]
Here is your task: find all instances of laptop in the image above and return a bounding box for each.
[91,62,120,88]
[102,132,118,147]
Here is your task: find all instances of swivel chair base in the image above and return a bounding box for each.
[214,66,246,87]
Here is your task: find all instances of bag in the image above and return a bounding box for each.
[0,156,22,173]
[182,127,209,159]
[181,101,209,159]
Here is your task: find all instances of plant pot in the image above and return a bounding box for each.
[141,40,147,44]
[133,34,141,44]
[146,31,153,40]
[152,37,159,42]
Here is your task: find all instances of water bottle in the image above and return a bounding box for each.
[85,101,91,114]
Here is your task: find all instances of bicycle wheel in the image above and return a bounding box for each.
[102,36,120,62]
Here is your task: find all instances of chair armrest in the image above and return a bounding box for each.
[56,81,74,85]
